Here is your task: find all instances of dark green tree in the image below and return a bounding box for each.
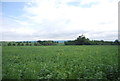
[75,35,91,45]
[12,43,16,46]
[21,43,24,46]
[114,40,120,45]
[8,43,11,46]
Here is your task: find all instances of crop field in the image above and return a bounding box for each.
[2,45,119,80]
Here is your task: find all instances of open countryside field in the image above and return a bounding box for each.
[2,45,119,80]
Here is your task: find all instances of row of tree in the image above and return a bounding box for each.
[37,40,58,46]
[1,40,58,46]
[1,35,120,46]
[64,35,120,45]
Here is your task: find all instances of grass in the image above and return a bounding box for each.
[2,45,119,80]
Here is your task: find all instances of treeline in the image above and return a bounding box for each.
[64,35,120,45]
[36,40,58,46]
[1,40,58,46]
[1,35,120,46]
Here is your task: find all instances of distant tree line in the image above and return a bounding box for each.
[64,35,120,45]
[36,40,58,46]
[1,40,58,46]
[1,35,119,46]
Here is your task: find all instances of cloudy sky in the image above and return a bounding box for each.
[1,0,119,41]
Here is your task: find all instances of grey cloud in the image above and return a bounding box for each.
[2,29,118,41]
[88,31,118,41]
[32,29,88,39]
[2,31,33,41]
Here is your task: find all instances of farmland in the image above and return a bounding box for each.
[2,45,119,80]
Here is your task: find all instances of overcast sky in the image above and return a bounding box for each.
[1,0,119,41]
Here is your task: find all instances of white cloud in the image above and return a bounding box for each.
[2,0,119,41]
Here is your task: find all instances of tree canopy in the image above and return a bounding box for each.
[64,35,120,45]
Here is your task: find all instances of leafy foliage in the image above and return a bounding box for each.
[65,35,120,45]
[2,46,119,80]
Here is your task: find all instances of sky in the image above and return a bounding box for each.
[1,0,119,41]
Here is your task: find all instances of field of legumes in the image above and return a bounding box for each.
[2,45,119,80]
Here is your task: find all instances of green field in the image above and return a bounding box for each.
[2,45,119,80]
